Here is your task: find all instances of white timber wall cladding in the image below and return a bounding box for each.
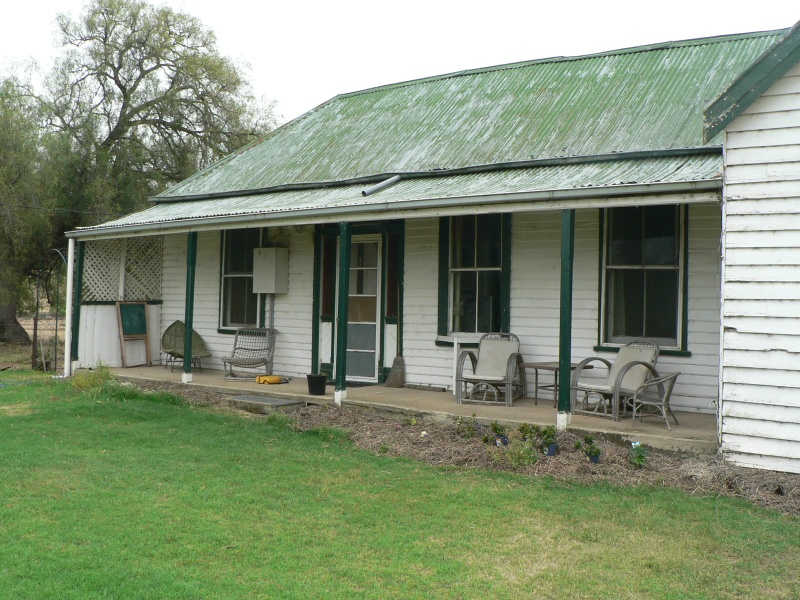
[402,207,721,410]
[268,227,315,376]
[720,63,800,474]
[160,228,314,376]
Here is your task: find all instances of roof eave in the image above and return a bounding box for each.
[704,20,800,141]
[67,178,722,241]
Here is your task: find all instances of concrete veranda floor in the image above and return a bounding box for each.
[110,365,718,454]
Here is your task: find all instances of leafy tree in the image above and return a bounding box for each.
[0,78,52,342]
[0,0,275,342]
[44,0,275,218]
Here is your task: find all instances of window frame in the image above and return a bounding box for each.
[219,228,263,331]
[437,214,511,343]
[598,204,689,353]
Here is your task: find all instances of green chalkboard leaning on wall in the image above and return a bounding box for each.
[116,302,151,367]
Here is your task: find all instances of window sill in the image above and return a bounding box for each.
[435,334,483,348]
[593,345,691,358]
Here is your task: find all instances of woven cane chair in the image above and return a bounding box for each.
[160,320,212,372]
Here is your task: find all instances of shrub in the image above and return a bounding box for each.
[456,414,478,438]
[491,438,538,468]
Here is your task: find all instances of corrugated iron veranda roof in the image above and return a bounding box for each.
[72,28,787,237]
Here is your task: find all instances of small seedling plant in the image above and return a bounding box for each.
[628,442,649,469]
[576,434,601,461]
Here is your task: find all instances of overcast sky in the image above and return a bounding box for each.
[1,0,797,122]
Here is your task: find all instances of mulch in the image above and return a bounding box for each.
[124,378,800,516]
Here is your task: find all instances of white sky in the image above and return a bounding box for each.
[1,0,797,123]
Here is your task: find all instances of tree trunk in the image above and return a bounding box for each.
[0,284,30,343]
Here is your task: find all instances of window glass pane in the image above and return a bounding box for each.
[476,214,502,268]
[451,271,477,333]
[645,270,678,341]
[224,276,257,327]
[477,270,502,332]
[643,206,678,265]
[350,269,377,295]
[225,228,260,273]
[348,296,377,322]
[608,207,642,266]
[451,215,476,269]
[351,242,378,268]
[346,350,376,378]
[606,269,644,340]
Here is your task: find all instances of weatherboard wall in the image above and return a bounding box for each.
[158,228,315,377]
[402,206,722,411]
[720,63,800,474]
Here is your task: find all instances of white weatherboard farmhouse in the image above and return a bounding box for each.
[65,22,800,473]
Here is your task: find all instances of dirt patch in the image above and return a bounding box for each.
[124,378,800,516]
[0,403,35,416]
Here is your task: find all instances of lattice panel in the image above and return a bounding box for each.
[82,239,123,302]
[124,236,162,301]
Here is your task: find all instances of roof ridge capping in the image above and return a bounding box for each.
[334,28,792,102]
[704,20,800,141]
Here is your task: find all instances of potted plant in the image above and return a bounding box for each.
[540,425,558,456]
[578,434,601,463]
[490,421,509,446]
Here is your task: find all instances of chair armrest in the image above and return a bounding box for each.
[571,356,612,387]
[456,350,477,377]
[633,371,680,403]
[506,353,525,383]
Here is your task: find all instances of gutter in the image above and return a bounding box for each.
[67,178,722,240]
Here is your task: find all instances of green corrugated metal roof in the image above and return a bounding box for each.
[75,154,722,235]
[160,29,784,199]
[70,27,790,238]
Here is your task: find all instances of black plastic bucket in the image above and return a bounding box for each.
[307,374,327,395]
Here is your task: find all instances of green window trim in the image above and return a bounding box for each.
[437,213,511,339]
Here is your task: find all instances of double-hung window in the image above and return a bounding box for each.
[602,205,685,349]
[220,228,261,328]
[438,214,510,337]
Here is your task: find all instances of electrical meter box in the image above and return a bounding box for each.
[253,247,289,294]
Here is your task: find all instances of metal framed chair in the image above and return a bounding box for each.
[631,370,681,430]
[455,333,526,407]
[570,341,659,420]
[160,320,212,372]
[221,327,277,381]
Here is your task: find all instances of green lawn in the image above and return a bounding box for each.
[1,372,798,599]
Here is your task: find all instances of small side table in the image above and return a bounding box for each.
[522,361,593,407]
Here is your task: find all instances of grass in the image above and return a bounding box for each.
[1,372,798,599]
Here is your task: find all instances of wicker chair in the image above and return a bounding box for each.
[160,320,212,372]
[221,328,277,381]
[570,341,659,421]
[455,333,526,407]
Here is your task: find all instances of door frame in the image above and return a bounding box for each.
[312,221,404,384]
